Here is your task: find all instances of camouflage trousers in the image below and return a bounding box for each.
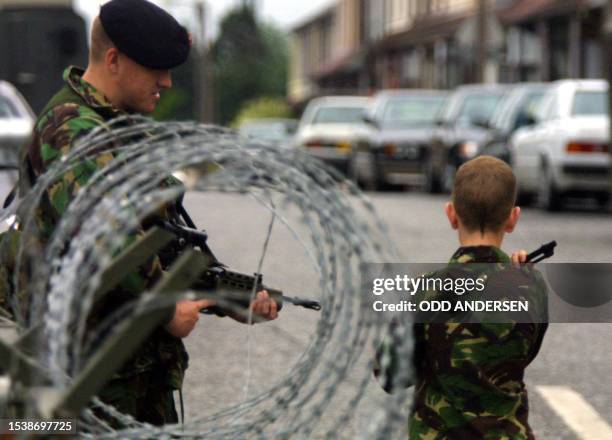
[97,368,179,426]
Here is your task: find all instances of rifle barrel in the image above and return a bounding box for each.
[282,296,321,311]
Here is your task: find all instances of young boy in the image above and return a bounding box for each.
[377,156,548,439]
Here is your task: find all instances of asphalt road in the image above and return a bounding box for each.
[0,170,609,439]
[179,189,612,439]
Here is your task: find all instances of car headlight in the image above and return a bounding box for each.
[336,140,352,150]
[458,141,478,158]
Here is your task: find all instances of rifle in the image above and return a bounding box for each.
[156,203,321,317]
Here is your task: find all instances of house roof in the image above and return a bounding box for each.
[313,49,364,80]
[373,13,471,52]
[291,4,335,33]
[499,0,593,24]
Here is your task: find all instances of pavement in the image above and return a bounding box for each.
[179,190,612,439]
[0,172,609,439]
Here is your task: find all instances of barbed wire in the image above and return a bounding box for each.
[2,116,415,438]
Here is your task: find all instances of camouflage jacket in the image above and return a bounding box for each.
[408,246,548,440]
[18,66,187,390]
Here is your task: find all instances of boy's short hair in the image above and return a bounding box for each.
[452,156,516,234]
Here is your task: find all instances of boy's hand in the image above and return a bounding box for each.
[511,250,528,264]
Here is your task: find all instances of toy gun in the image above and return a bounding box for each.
[156,204,321,317]
[525,240,557,263]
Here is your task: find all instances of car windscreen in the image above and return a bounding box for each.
[0,94,23,118]
[312,106,365,124]
[456,93,504,126]
[572,91,607,116]
[381,96,446,127]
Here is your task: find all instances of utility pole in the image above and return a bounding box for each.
[194,0,214,122]
[606,0,612,190]
[476,0,488,83]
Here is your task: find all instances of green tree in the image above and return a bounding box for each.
[211,4,288,125]
[257,24,289,98]
[231,97,292,128]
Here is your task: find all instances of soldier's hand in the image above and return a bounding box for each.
[249,290,278,322]
[165,299,215,338]
[511,250,528,264]
[226,291,278,324]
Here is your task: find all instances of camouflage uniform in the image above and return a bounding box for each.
[16,66,186,425]
[379,246,548,439]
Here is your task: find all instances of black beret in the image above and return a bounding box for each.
[100,0,190,70]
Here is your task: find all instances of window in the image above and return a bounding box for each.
[534,92,555,122]
[312,106,366,124]
[511,91,544,131]
[0,95,22,118]
[381,96,447,126]
[455,94,504,126]
[572,91,607,116]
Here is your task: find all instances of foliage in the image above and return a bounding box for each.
[211,3,289,125]
[152,88,189,121]
[231,97,292,128]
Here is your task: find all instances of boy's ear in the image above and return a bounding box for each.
[445,202,459,230]
[504,206,521,233]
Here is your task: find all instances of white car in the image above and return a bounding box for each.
[294,96,371,175]
[238,118,298,146]
[0,81,34,170]
[511,80,609,210]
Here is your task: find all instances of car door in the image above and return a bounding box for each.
[513,91,556,192]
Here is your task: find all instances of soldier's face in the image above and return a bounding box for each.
[115,54,172,114]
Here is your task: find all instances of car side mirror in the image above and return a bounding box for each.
[362,114,380,129]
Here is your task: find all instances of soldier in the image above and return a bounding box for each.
[12,0,278,426]
[377,156,548,439]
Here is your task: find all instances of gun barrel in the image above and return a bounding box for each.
[282,296,321,311]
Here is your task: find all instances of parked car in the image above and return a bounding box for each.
[238,118,298,146]
[511,79,610,210]
[426,84,511,193]
[0,80,34,170]
[293,96,371,175]
[479,83,549,164]
[356,89,448,189]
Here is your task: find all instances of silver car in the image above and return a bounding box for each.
[294,96,371,175]
[0,81,34,170]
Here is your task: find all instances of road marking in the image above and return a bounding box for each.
[536,385,612,440]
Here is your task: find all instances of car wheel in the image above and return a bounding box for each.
[347,154,360,184]
[424,158,441,194]
[595,193,610,210]
[441,163,456,194]
[359,153,381,192]
[516,190,534,207]
[537,164,562,211]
